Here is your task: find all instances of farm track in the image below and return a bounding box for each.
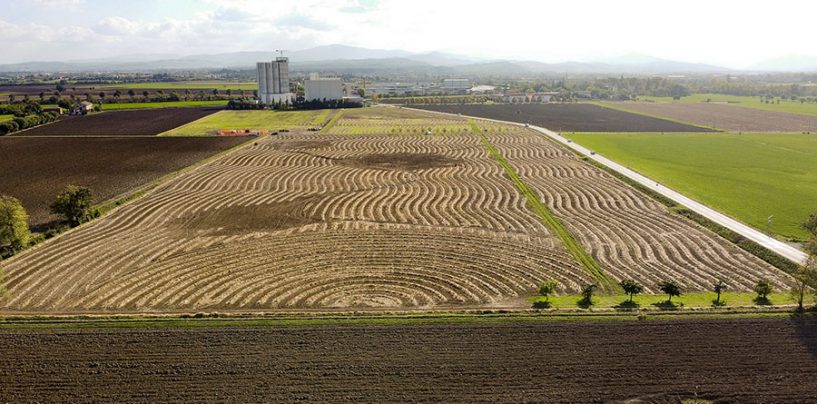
[2,316,817,402]
[0,108,792,313]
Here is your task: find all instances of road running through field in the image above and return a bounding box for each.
[402,105,808,265]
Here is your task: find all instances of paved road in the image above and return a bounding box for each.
[403,106,808,265]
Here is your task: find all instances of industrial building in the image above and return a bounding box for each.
[257,57,294,104]
[304,75,344,101]
[442,78,470,93]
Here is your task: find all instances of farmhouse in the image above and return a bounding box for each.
[70,101,94,116]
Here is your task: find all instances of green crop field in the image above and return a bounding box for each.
[639,93,817,117]
[161,109,332,136]
[101,100,227,110]
[568,132,817,240]
[108,81,256,90]
[0,114,13,121]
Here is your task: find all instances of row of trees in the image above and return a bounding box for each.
[0,112,60,136]
[0,186,98,259]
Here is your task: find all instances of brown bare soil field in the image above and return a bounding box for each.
[487,128,787,292]
[0,136,249,228]
[615,102,817,132]
[0,108,789,314]
[16,107,219,136]
[2,316,816,402]
[414,103,713,132]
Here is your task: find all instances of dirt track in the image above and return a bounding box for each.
[1,316,816,402]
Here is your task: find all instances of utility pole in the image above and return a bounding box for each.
[767,214,774,236]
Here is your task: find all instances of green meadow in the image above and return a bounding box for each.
[161,109,332,136]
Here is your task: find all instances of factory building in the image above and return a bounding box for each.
[442,78,471,93]
[257,57,294,104]
[304,75,344,101]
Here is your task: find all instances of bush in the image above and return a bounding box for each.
[538,279,559,302]
[753,279,773,300]
[50,185,99,227]
[0,195,32,258]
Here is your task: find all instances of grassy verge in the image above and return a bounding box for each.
[530,291,799,309]
[320,109,344,133]
[475,123,610,289]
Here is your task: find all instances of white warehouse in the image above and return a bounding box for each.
[257,57,294,104]
[304,76,344,101]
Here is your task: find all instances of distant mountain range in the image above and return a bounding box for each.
[1,44,815,74]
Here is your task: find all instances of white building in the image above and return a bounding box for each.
[257,57,294,105]
[304,76,344,101]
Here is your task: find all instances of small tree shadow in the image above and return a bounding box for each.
[615,300,640,310]
[532,300,552,309]
[577,297,594,309]
[711,299,727,307]
[753,296,772,306]
[652,300,682,310]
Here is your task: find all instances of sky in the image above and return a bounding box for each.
[2,0,816,68]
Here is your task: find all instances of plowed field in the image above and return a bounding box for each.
[610,102,817,132]
[0,108,789,314]
[413,103,713,132]
[1,316,816,402]
[16,107,219,136]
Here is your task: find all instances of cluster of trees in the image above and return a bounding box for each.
[227,98,363,111]
[0,111,59,136]
[0,186,98,259]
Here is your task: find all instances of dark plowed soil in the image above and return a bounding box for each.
[170,196,323,235]
[1,316,816,402]
[0,136,249,228]
[16,107,219,136]
[414,104,713,132]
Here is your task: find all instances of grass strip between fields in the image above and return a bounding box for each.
[320,109,344,133]
[592,101,722,132]
[475,125,612,290]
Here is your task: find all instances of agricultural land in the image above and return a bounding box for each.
[414,103,713,132]
[16,107,220,136]
[568,132,817,240]
[0,107,790,314]
[161,109,332,136]
[1,316,816,402]
[640,93,817,117]
[604,101,817,132]
[100,100,227,110]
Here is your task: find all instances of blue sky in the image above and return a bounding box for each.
[2,0,816,68]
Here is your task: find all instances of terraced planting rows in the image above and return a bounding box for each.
[1,129,589,313]
[486,126,790,292]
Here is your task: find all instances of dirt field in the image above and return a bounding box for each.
[0,108,788,314]
[413,104,712,132]
[1,316,816,402]
[612,102,817,132]
[16,107,219,136]
[0,136,249,228]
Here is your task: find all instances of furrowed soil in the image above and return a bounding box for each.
[413,103,713,132]
[610,101,817,132]
[0,136,249,228]
[1,316,816,402]
[16,107,220,136]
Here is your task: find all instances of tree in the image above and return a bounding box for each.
[804,213,817,256]
[538,279,559,302]
[579,284,597,307]
[50,185,98,227]
[619,279,643,302]
[791,258,817,311]
[0,195,31,258]
[657,280,681,302]
[713,280,727,305]
[127,89,135,100]
[753,279,773,300]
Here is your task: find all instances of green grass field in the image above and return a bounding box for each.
[0,114,13,121]
[101,100,227,110]
[108,81,256,90]
[568,132,817,240]
[639,93,817,117]
[531,291,799,309]
[161,109,332,136]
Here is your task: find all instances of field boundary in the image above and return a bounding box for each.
[320,109,344,133]
[477,126,612,290]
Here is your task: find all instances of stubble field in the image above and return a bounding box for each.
[0,107,790,314]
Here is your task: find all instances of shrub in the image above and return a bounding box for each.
[0,195,31,258]
[50,185,99,227]
[753,279,773,300]
[538,279,559,302]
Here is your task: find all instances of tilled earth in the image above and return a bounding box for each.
[1,316,816,402]
[16,107,219,136]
